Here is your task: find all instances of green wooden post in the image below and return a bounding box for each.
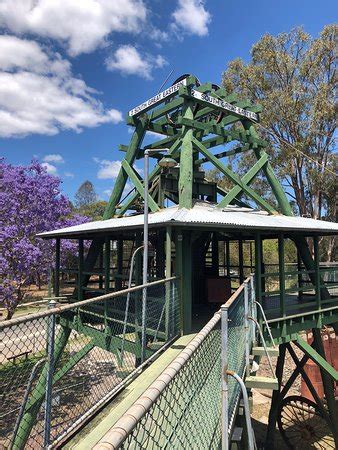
[116,239,123,291]
[178,101,194,209]
[182,231,192,334]
[266,344,287,448]
[278,234,285,317]
[313,236,321,310]
[103,118,147,219]
[105,237,110,294]
[175,230,184,334]
[165,226,172,339]
[99,249,103,290]
[244,122,293,215]
[55,237,60,297]
[78,239,84,301]
[211,232,219,276]
[255,234,262,311]
[225,239,230,277]
[297,250,303,301]
[239,237,244,284]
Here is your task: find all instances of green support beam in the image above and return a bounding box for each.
[218,152,269,207]
[195,144,251,166]
[295,335,338,381]
[178,101,195,209]
[104,118,147,219]
[180,117,267,147]
[121,160,160,212]
[116,138,182,215]
[192,137,276,213]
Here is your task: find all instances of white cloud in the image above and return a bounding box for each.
[172,0,211,36]
[41,162,58,175]
[0,0,147,56]
[94,157,121,179]
[106,45,167,80]
[103,189,112,197]
[43,154,64,163]
[64,171,75,178]
[0,35,122,138]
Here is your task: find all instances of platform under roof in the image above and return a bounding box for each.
[38,201,338,239]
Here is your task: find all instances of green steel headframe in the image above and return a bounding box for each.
[103,74,292,219]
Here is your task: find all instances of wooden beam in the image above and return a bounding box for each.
[55,237,60,297]
[180,117,267,147]
[195,144,251,166]
[218,152,269,207]
[179,101,194,208]
[146,121,179,137]
[117,138,182,215]
[295,335,338,381]
[121,160,160,212]
[278,234,285,317]
[104,118,147,219]
[192,137,276,213]
[314,236,321,310]
[78,239,84,301]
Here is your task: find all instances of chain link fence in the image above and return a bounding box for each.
[93,312,222,450]
[0,278,180,449]
[93,276,257,450]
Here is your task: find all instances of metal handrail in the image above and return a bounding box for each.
[225,370,255,450]
[92,311,222,449]
[120,245,144,365]
[0,277,179,330]
[254,301,276,348]
[248,316,275,378]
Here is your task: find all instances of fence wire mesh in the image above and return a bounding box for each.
[94,276,257,450]
[226,288,247,430]
[107,317,222,450]
[0,278,179,449]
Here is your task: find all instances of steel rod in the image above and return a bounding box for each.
[221,305,229,450]
[43,300,57,448]
[121,245,144,365]
[226,370,255,450]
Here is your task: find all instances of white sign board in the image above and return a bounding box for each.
[190,90,258,122]
[129,78,188,117]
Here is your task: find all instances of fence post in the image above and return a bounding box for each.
[250,275,257,347]
[44,299,57,448]
[221,305,229,450]
[244,281,250,378]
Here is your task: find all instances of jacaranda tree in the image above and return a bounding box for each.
[0,159,88,319]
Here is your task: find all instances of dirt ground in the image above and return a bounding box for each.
[250,338,336,449]
[250,343,302,449]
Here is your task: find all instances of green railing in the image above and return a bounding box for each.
[259,263,338,319]
[92,276,257,449]
[0,278,180,449]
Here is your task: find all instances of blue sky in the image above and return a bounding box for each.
[1,0,336,202]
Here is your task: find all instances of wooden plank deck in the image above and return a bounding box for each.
[65,333,196,450]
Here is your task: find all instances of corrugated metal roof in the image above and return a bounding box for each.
[38,201,338,238]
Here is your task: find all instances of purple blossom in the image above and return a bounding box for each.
[0,159,88,319]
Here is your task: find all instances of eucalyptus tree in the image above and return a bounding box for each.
[222,25,337,259]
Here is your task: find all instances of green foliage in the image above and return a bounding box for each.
[76,200,108,221]
[73,180,107,220]
[74,180,97,208]
[221,25,337,219]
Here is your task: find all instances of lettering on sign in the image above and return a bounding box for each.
[191,90,258,121]
[129,78,188,116]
